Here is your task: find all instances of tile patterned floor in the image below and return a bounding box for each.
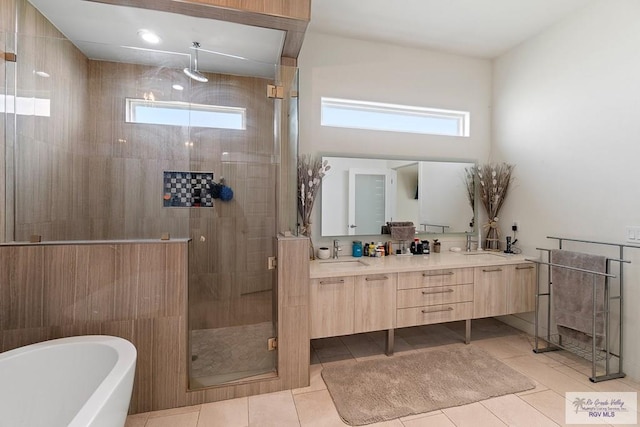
[126,319,640,427]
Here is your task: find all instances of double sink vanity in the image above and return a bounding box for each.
[309,251,536,353]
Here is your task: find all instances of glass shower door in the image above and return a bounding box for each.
[187,60,298,388]
[0,31,9,242]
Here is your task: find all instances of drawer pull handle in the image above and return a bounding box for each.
[422,271,454,277]
[365,275,389,282]
[482,268,503,273]
[422,307,454,314]
[319,279,345,285]
[421,289,454,295]
[516,265,534,270]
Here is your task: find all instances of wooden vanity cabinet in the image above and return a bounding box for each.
[310,260,537,341]
[310,273,396,338]
[474,263,538,318]
[473,265,509,317]
[353,274,396,334]
[310,276,355,339]
[507,263,537,313]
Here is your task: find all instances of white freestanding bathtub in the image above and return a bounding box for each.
[0,335,137,427]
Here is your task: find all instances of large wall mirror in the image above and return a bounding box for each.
[320,156,475,237]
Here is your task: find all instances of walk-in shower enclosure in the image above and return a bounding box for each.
[1,0,299,389]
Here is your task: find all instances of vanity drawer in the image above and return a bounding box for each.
[396,302,473,328]
[397,284,473,309]
[398,268,473,290]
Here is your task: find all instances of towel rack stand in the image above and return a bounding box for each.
[526,236,638,382]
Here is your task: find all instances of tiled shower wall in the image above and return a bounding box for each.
[86,59,278,331]
[8,0,279,332]
[0,0,88,242]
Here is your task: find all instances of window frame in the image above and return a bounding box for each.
[125,98,246,130]
[320,97,470,137]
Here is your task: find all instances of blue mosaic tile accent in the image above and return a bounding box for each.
[163,171,214,207]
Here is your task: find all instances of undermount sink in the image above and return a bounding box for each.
[318,259,370,268]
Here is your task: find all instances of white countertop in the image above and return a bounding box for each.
[310,251,532,279]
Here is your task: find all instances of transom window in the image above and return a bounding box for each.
[126,98,246,130]
[321,97,469,137]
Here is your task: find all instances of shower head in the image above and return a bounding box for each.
[183,67,208,83]
[183,42,208,83]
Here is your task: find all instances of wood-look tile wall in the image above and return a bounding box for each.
[0,241,189,414]
[11,29,281,331]
[10,0,90,242]
[0,0,15,32]
[0,237,309,413]
[85,60,284,332]
[0,34,6,243]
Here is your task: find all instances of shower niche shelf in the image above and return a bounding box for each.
[163,171,214,208]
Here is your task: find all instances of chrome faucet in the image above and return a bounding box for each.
[466,233,477,251]
[332,239,342,259]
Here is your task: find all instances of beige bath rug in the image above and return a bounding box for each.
[321,345,535,425]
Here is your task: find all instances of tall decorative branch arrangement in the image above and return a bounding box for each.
[466,163,515,250]
[297,155,330,259]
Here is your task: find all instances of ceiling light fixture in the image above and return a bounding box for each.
[183,42,208,83]
[137,29,161,44]
[172,84,184,91]
[34,70,50,78]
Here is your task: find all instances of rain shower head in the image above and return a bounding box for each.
[184,67,208,83]
[184,42,208,83]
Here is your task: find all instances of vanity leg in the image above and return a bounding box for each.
[465,319,471,344]
[385,329,395,356]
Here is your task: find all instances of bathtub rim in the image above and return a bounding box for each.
[0,335,137,427]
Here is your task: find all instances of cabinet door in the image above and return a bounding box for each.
[310,276,355,339]
[507,263,537,313]
[353,274,396,333]
[473,266,509,318]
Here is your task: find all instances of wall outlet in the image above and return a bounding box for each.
[625,226,640,243]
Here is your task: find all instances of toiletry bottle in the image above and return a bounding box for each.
[433,239,441,253]
[363,242,369,257]
[412,238,420,255]
[422,240,430,254]
[369,242,376,257]
[352,241,363,257]
[192,186,201,207]
[377,242,385,257]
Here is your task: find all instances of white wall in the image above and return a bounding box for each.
[299,32,492,246]
[396,164,419,226]
[493,0,640,380]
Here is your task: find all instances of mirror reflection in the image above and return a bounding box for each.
[321,156,475,237]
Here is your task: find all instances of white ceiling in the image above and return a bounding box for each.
[309,0,594,59]
[27,0,594,80]
[27,0,285,78]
